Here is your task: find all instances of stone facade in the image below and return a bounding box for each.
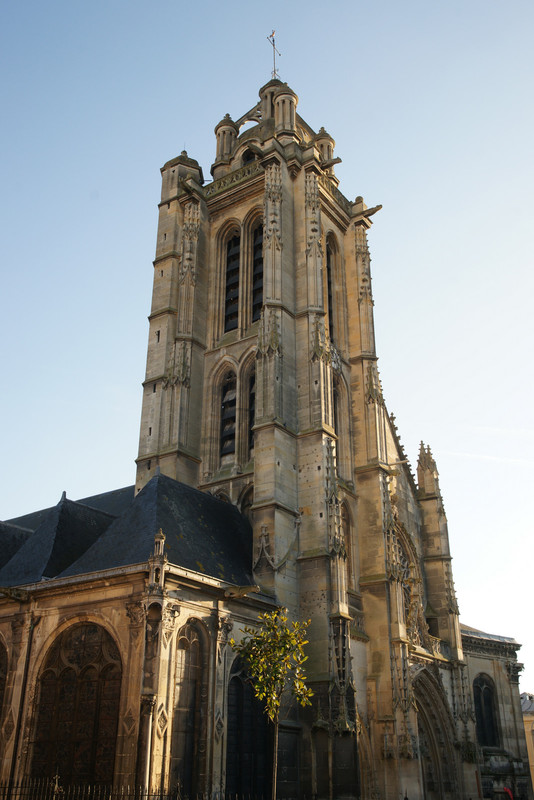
[0,79,532,800]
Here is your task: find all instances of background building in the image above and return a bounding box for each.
[0,80,531,800]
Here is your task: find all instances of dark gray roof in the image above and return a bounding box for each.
[0,497,117,587]
[460,623,518,645]
[5,485,135,532]
[0,521,33,569]
[61,473,253,585]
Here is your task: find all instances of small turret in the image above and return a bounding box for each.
[212,114,239,179]
[274,84,299,144]
[417,442,442,498]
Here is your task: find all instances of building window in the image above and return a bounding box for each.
[224,235,240,332]
[30,623,122,785]
[251,224,263,322]
[473,674,499,747]
[226,659,271,797]
[248,370,256,458]
[0,643,7,723]
[220,372,237,461]
[341,504,354,589]
[326,240,335,343]
[170,621,209,796]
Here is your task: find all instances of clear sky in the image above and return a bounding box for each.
[1,1,533,690]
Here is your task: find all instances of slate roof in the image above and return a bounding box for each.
[5,485,135,532]
[61,473,253,585]
[460,623,518,645]
[0,521,33,569]
[0,497,117,587]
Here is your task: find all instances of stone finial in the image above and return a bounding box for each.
[417,443,441,497]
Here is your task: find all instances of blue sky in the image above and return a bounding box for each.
[1,0,533,689]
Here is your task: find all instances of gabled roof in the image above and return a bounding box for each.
[5,485,135,532]
[61,473,253,586]
[0,496,117,586]
[0,521,32,569]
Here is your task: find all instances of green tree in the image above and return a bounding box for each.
[230,608,313,800]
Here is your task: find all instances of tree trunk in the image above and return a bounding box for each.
[272,715,279,800]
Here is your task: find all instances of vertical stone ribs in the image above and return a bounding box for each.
[355,225,375,356]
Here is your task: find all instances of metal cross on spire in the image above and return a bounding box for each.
[267,30,281,79]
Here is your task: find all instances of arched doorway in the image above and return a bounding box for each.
[31,622,122,785]
[414,669,460,800]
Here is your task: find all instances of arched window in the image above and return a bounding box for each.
[170,621,209,796]
[225,235,240,332]
[251,223,263,322]
[242,149,256,165]
[341,504,354,589]
[226,659,271,796]
[474,674,499,747]
[248,369,256,458]
[31,623,121,785]
[326,240,335,343]
[220,372,237,462]
[0,641,7,724]
[333,378,340,437]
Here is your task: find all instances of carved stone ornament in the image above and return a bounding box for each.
[506,660,523,684]
[204,160,263,199]
[122,708,137,736]
[162,341,191,389]
[257,307,281,357]
[141,694,157,714]
[179,202,200,284]
[253,524,291,574]
[156,705,168,737]
[161,603,179,647]
[305,173,323,259]
[215,710,224,741]
[1,708,15,742]
[126,601,146,627]
[263,163,282,251]
[356,228,374,306]
[398,731,418,760]
[217,617,233,663]
[366,363,384,406]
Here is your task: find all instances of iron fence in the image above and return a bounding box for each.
[0,782,273,800]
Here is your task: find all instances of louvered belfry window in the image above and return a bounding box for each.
[31,623,121,785]
[224,235,240,332]
[248,371,256,457]
[220,373,237,459]
[251,224,263,322]
[326,242,335,342]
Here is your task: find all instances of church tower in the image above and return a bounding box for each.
[134,80,483,799]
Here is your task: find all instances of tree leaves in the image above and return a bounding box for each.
[229,608,313,724]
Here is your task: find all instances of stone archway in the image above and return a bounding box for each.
[30,622,122,785]
[413,668,460,800]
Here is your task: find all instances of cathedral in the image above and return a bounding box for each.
[0,79,531,800]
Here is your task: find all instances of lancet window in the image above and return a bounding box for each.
[326,240,335,342]
[251,223,264,322]
[248,370,256,458]
[224,235,240,332]
[30,623,121,785]
[220,372,237,461]
[473,674,499,747]
[170,621,209,795]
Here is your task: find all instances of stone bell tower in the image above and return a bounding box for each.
[135,80,471,799]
